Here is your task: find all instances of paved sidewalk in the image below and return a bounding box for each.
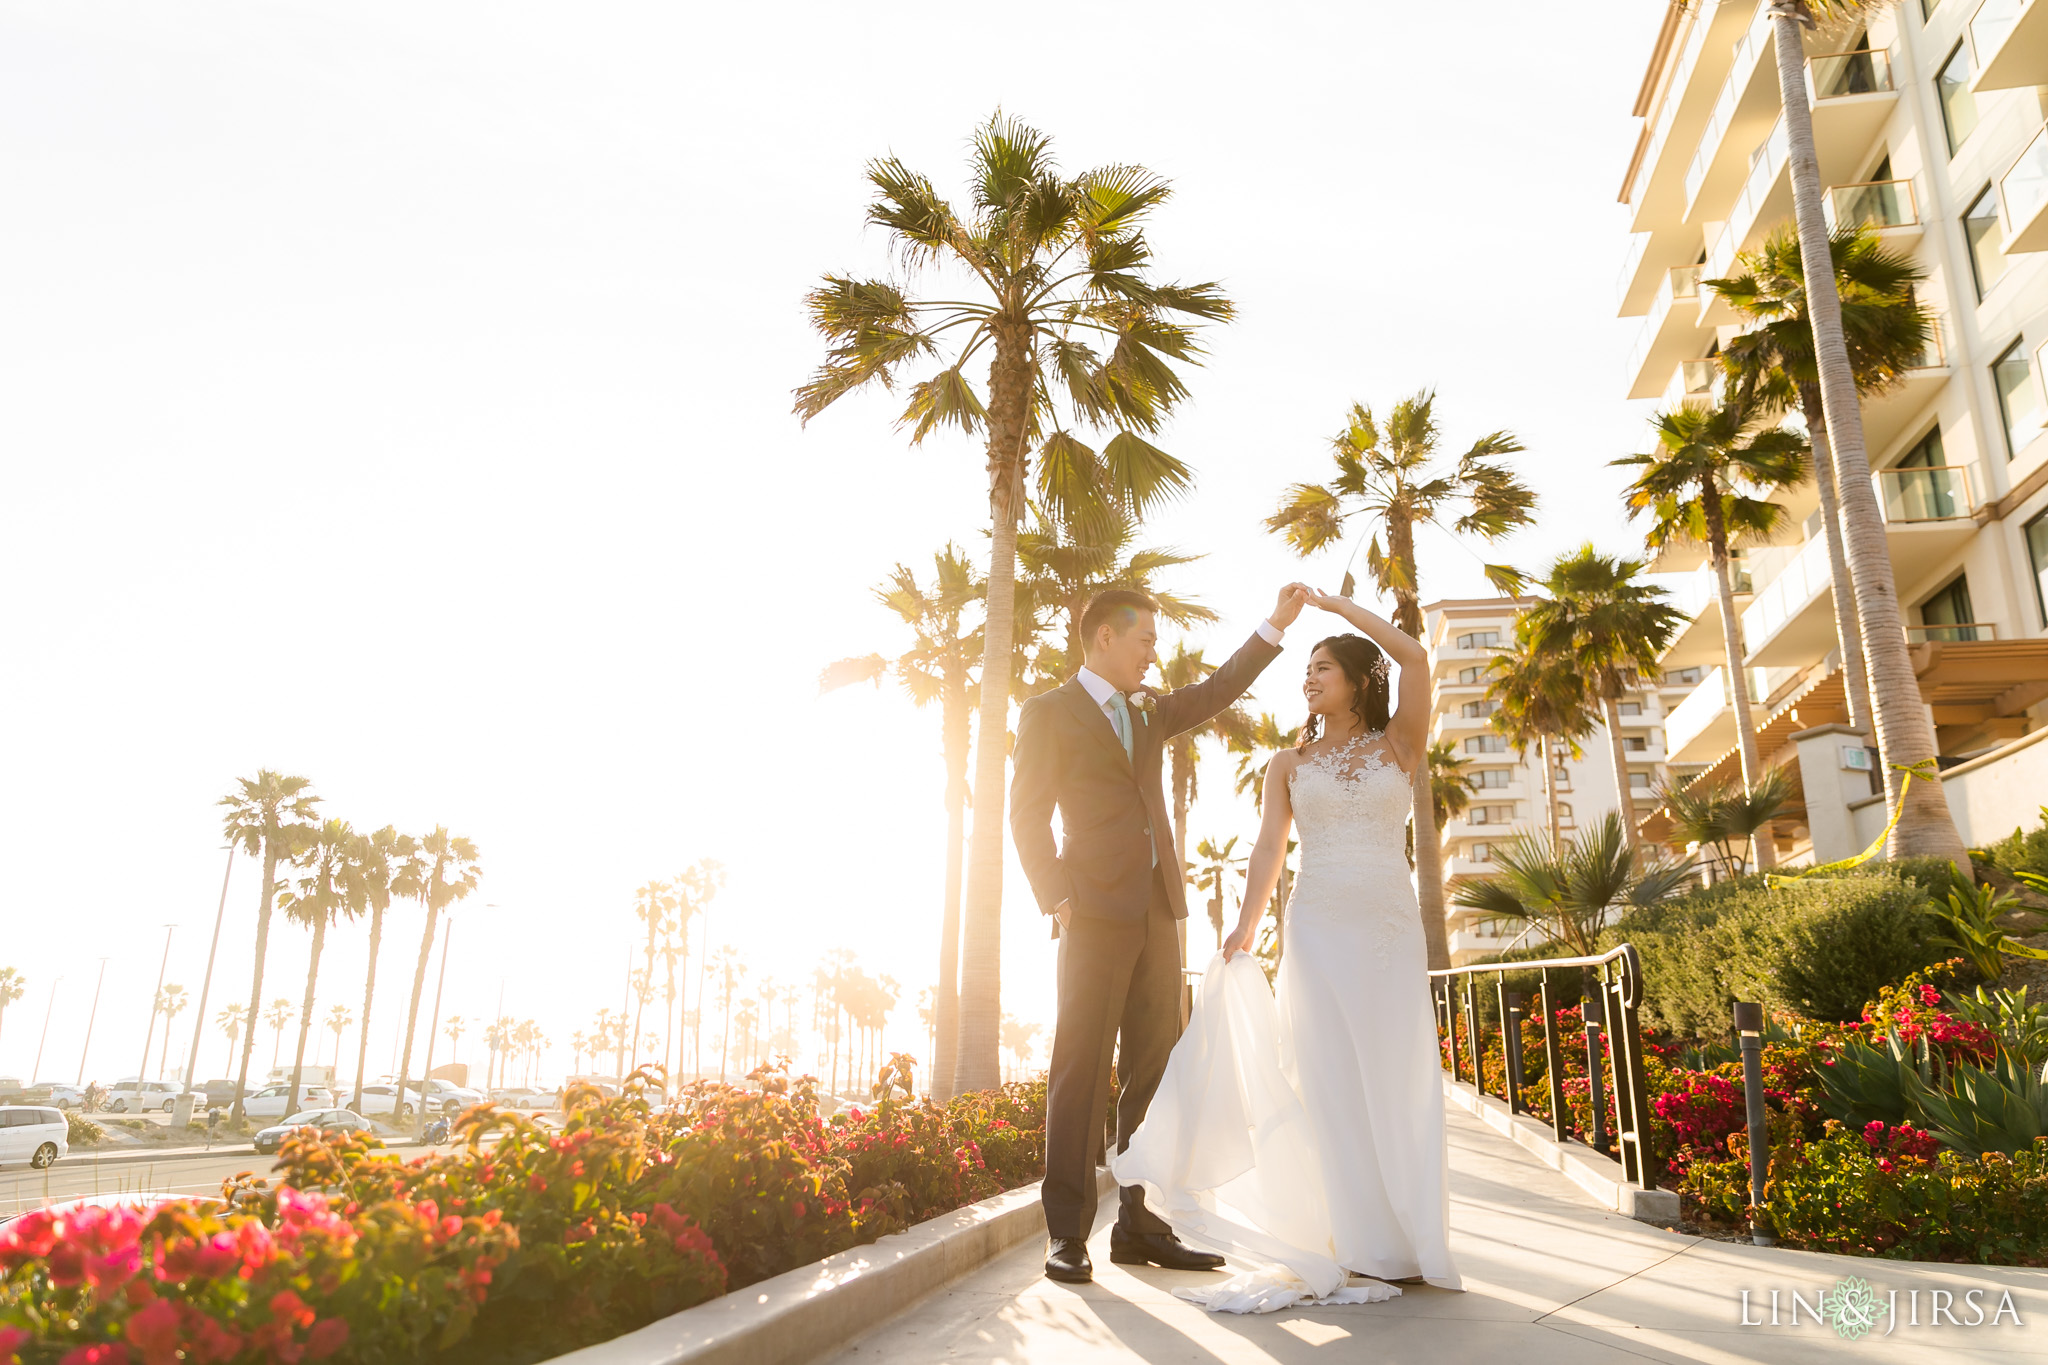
[822,1103,2047,1363]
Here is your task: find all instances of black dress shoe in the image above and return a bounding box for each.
[1044,1236,1093,1283]
[1108,1226,1226,1270]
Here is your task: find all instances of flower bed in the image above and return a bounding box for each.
[0,1061,1047,1365]
[1439,960,2048,1265]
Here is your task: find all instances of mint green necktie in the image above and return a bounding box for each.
[1107,693,1156,867]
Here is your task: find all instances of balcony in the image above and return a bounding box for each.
[1681,10,1780,226]
[1624,264,1710,399]
[1971,0,2048,94]
[1906,622,2000,643]
[1862,315,1951,454]
[1999,122,2048,254]
[1660,560,1753,670]
[1823,178,1921,247]
[1665,665,1765,766]
[1742,531,1836,667]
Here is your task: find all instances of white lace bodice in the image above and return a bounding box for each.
[1285,733,1418,953]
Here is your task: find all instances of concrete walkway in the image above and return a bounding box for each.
[822,1103,2048,1363]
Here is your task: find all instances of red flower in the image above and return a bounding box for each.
[269,1290,316,1330]
[0,1325,31,1365]
[306,1318,349,1360]
[60,1346,130,1365]
[190,1319,243,1364]
[123,1297,182,1365]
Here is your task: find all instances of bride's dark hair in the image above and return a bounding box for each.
[1298,634,1392,750]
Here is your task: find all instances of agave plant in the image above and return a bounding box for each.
[1655,769,1791,879]
[1926,869,2048,984]
[1944,985,2048,1070]
[1449,812,1691,957]
[1814,1028,1935,1130]
[1906,1049,2048,1158]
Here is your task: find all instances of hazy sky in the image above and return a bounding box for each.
[0,1,1668,1089]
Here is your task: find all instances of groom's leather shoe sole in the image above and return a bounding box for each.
[1044,1237,1093,1283]
[1108,1227,1226,1271]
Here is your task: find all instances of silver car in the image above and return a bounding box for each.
[253,1107,376,1155]
[0,1106,69,1170]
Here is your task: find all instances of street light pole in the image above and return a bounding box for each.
[136,925,177,1092]
[77,957,110,1086]
[31,976,61,1082]
[176,847,235,1125]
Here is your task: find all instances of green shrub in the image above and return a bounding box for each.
[1977,806,2048,882]
[64,1114,103,1147]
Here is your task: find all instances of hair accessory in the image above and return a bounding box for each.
[1370,653,1392,682]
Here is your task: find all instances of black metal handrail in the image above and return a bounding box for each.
[1428,942,1661,1193]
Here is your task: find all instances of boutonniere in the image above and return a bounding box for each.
[1128,690,1156,725]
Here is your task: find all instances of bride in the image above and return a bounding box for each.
[1110,588,1464,1313]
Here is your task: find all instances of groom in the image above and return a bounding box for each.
[1011,584,1308,1283]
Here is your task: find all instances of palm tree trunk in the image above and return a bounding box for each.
[1703,489,1778,869]
[228,844,279,1125]
[1386,512,1452,970]
[631,911,657,1075]
[351,907,383,1112]
[1542,734,1560,844]
[1795,383,1876,744]
[1600,695,1639,850]
[954,323,1033,1093]
[1769,3,1968,868]
[931,675,969,1103]
[286,915,325,1114]
[395,902,438,1113]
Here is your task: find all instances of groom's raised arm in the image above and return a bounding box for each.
[1009,694,1072,918]
[1156,628,1282,738]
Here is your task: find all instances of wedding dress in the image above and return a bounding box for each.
[1110,732,1464,1313]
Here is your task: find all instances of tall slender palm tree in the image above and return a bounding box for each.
[629,879,675,1074]
[218,771,320,1123]
[1016,514,1216,678]
[1191,836,1246,950]
[1486,626,1596,844]
[280,819,372,1113]
[215,1003,246,1076]
[154,986,187,1079]
[1518,547,1685,851]
[1613,400,1809,867]
[324,1004,352,1069]
[1229,714,1304,812]
[1267,392,1538,969]
[1711,222,1932,759]
[395,828,480,1104]
[796,114,1232,1093]
[1427,740,1478,829]
[265,999,295,1070]
[351,826,417,1111]
[1157,642,1252,872]
[442,1015,465,1063]
[711,946,746,1084]
[1762,0,1968,866]
[820,547,982,1103]
[0,968,26,1054]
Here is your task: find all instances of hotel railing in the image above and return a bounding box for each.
[1808,47,1893,100]
[2001,121,2048,240]
[1906,622,1998,643]
[1823,178,1918,232]
[1972,0,2025,66]
[1431,943,1662,1193]
[1874,463,1972,522]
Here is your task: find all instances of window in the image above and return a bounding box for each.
[1623,736,1649,752]
[1965,185,2008,299]
[1557,802,1575,828]
[1468,804,1517,825]
[1473,768,1511,789]
[1664,666,1703,686]
[1456,630,1501,651]
[1457,666,1483,684]
[1460,699,1499,719]
[1938,42,1979,156]
[1993,339,2043,458]
[1629,771,1655,791]
[1618,701,1643,717]
[2028,510,2048,629]
[1470,843,1493,863]
[1921,574,1979,640]
[1465,734,1507,754]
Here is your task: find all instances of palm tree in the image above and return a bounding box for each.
[1016,514,1216,679]
[218,770,320,1123]
[215,1003,246,1076]
[483,1017,513,1093]
[569,1030,588,1076]
[1761,0,1969,867]
[443,1014,465,1063]
[796,114,1232,1092]
[1427,741,1478,829]
[1711,223,1932,751]
[1613,400,1808,868]
[1267,392,1538,969]
[1191,836,1246,950]
[1229,713,1304,812]
[1449,813,1691,958]
[712,947,746,1084]
[663,861,720,1083]
[999,1014,1041,1082]
[1517,547,1685,851]
[279,819,370,1112]
[1485,627,1595,845]
[324,1004,352,1069]
[154,986,187,1079]
[351,826,418,1112]
[265,998,295,1070]
[629,879,675,1074]
[1157,642,1251,873]
[0,968,26,1054]
[395,829,480,1100]
[1658,770,1794,881]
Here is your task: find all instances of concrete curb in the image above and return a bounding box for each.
[551,1169,1112,1365]
[56,1145,259,1169]
[1441,1074,1680,1223]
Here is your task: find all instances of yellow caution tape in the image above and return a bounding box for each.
[1765,759,1941,889]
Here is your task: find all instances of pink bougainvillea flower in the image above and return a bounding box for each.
[59,1345,131,1365]
[0,1325,32,1365]
[123,1296,183,1365]
[305,1318,349,1360]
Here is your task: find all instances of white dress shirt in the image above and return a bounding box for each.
[1075,619,1285,727]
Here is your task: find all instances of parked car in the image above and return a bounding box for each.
[415,1080,483,1115]
[104,1080,182,1114]
[192,1080,246,1110]
[36,1083,85,1110]
[253,1108,376,1156]
[0,1106,69,1170]
[347,1084,423,1119]
[241,1084,336,1120]
[489,1088,555,1110]
[0,1192,220,1229]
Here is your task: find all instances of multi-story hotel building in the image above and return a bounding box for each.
[1612,0,2048,868]
[1424,598,1703,964]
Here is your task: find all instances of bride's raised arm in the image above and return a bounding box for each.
[1223,753,1297,960]
[1304,589,1431,774]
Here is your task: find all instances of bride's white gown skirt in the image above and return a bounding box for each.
[1110,745,1463,1313]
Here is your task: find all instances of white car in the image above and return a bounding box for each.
[416,1080,483,1115]
[104,1080,182,1114]
[240,1084,336,1119]
[39,1084,86,1110]
[346,1084,424,1119]
[253,1108,376,1155]
[0,1106,69,1169]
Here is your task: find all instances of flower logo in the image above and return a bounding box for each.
[1826,1276,1880,1339]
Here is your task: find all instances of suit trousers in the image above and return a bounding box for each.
[1041,870,1182,1240]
